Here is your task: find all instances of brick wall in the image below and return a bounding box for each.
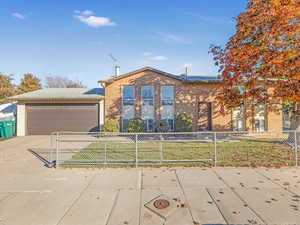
[104,69,282,132]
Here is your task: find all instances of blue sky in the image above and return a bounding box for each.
[0,0,247,87]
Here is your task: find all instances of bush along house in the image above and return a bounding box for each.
[10,67,283,136]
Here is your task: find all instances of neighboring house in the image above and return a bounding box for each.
[10,67,283,136]
[0,102,17,121]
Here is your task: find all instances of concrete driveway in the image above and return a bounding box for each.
[0,136,300,225]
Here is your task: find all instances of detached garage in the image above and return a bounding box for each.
[9,88,104,136]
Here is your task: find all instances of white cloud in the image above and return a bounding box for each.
[12,12,25,20]
[142,52,168,61]
[81,10,94,16]
[74,10,116,28]
[77,16,116,27]
[143,52,168,62]
[149,55,168,61]
[74,10,93,16]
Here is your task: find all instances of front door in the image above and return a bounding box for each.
[198,102,212,131]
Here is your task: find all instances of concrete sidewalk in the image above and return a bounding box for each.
[0,167,300,225]
[0,136,300,224]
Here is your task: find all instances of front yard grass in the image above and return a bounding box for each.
[61,137,295,168]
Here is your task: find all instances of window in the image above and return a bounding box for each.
[144,119,154,132]
[233,103,245,131]
[254,103,266,132]
[122,86,135,105]
[254,120,265,132]
[232,86,245,131]
[141,86,154,106]
[141,86,155,131]
[122,86,135,131]
[282,104,291,130]
[161,86,174,131]
[161,86,174,105]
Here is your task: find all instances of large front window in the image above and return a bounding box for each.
[122,86,135,131]
[141,86,154,131]
[161,86,174,131]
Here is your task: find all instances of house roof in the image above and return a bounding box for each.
[9,88,104,101]
[181,75,222,83]
[99,67,222,84]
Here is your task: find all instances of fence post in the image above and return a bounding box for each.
[104,143,107,165]
[295,131,298,167]
[214,132,217,167]
[56,132,59,168]
[135,134,138,168]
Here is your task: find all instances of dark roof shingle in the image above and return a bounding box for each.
[9,88,104,100]
[99,67,222,84]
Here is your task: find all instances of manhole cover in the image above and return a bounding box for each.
[144,194,181,219]
[153,199,170,209]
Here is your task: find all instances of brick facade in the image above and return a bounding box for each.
[102,68,282,132]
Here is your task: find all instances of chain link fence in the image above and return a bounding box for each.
[35,131,300,168]
[215,131,298,167]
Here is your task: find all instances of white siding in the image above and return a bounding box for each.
[17,103,26,136]
[99,100,104,129]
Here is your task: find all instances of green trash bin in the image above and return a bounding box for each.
[0,120,15,138]
[5,121,14,138]
[12,120,16,136]
[0,121,5,138]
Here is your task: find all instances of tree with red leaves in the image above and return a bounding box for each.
[210,0,300,132]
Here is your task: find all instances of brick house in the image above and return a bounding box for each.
[11,66,283,136]
[99,67,282,132]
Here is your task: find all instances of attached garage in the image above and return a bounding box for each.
[26,103,99,135]
[9,88,104,136]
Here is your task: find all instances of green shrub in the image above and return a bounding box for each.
[175,114,193,132]
[125,118,146,133]
[155,120,170,132]
[101,119,119,132]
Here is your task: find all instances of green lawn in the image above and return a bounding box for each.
[61,137,296,168]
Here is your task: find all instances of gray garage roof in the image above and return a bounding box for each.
[9,88,104,101]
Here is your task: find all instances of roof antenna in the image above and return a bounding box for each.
[109,54,120,78]
[184,65,189,80]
